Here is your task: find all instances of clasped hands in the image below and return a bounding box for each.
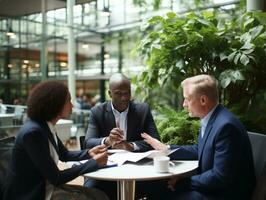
[105,127,133,151]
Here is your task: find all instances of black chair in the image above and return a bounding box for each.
[79,135,85,150]
[0,136,15,199]
[248,132,266,200]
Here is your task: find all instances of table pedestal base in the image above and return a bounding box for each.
[118,180,135,200]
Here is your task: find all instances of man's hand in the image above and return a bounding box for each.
[167,177,178,191]
[141,133,168,150]
[105,128,124,146]
[88,144,107,157]
[112,141,134,151]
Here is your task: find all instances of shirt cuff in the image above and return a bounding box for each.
[101,137,107,145]
[131,142,139,151]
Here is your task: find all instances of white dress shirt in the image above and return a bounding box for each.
[200,105,218,138]
[111,103,128,140]
[45,122,59,200]
[102,102,139,150]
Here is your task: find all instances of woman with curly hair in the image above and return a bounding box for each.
[3,80,109,200]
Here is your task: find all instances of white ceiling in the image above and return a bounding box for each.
[0,0,91,17]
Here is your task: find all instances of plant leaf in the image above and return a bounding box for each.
[234,53,241,65]
[242,48,254,54]
[241,42,254,50]
[220,76,231,88]
[240,54,249,65]
[249,25,264,40]
[232,70,245,80]
[219,53,227,61]
[175,60,184,70]
[244,17,254,28]
[228,51,237,62]
[166,12,176,19]
[219,70,245,88]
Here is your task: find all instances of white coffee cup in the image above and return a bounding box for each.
[153,156,174,173]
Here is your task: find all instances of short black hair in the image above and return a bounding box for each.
[27,80,68,121]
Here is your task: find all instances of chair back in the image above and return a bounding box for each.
[248,132,266,200]
[0,136,15,198]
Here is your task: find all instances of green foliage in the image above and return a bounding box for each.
[154,106,200,145]
[135,10,266,133]
[132,0,161,10]
[132,0,146,7]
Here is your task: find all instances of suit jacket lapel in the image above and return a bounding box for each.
[127,101,136,141]
[198,105,222,161]
[106,101,116,131]
[198,129,203,158]
[106,101,135,140]
[41,121,59,155]
[198,124,213,160]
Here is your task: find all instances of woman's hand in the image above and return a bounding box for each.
[88,145,108,167]
[141,133,168,150]
[93,152,108,167]
[88,144,107,157]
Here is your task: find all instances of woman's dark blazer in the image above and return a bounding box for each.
[3,119,98,200]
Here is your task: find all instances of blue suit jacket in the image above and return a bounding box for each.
[170,105,256,200]
[84,101,160,151]
[3,119,99,200]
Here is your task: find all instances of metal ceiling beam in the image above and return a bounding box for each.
[0,0,95,17]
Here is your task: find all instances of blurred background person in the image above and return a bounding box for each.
[0,99,7,114]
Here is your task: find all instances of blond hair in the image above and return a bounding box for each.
[181,74,219,103]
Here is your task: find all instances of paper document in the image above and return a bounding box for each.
[66,148,179,168]
[108,148,179,165]
[147,148,179,159]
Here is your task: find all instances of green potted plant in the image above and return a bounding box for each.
[134,10,266,134]
[154,106,199,145]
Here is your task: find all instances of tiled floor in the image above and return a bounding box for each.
[58,161,85,185]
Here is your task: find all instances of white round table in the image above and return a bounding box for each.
[84,160,198,200]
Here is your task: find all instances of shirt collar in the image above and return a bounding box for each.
[47,121,57,134]
[200,104,218,128]
[111,101,129,115]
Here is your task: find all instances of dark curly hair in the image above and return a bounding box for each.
[27,80,69,121]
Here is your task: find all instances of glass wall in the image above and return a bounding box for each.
[0,0,239,102]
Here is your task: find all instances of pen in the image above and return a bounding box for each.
[99,163,118,169]
[72,161,82,167]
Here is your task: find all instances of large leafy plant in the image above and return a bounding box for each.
[134,10,266,133]
[154,106,200,145]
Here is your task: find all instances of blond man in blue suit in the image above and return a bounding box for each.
[142,74,256,200]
